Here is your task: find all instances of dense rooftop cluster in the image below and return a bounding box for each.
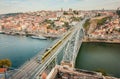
[0,9,83,36]
[92,16,120,39]
[84,11,120,41]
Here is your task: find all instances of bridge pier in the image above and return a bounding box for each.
[61,61,74,68]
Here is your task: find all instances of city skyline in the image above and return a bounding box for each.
[0,0,120,14]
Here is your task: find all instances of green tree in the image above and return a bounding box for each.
[63,22,69,27]
[73,10,79,15]
[95,13,101,17]
[116,8,120,17]
[71,17,81,21]
[44,19,53,24]
[63,11,68,15]
[97,17,108,26]
[83,19,90,31]
[0,59,12,68]
[63,22,70,30]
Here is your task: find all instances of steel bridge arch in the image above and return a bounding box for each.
[61,27,84,68]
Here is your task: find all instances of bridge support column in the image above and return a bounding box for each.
[61,61,74,68]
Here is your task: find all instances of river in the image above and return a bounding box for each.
[0,34,53,68]
[75,42,120,78]
[1,34,120,78]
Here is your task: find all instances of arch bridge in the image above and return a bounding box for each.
[9,19,86,79]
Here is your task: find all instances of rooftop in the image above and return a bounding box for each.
[0,68,7,73]
[47,65,118,79]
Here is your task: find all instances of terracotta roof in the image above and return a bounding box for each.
[0,68,7,73]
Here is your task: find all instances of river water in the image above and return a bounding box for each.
[75,42,120,78]
[0,34,120,78]
[0,34,53,68]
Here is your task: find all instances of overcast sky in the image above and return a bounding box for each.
[0,0,120,14]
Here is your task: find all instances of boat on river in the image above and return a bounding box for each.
[0,31,4,34]
[31,35,47,40]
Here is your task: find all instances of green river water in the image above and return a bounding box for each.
[75,42,120,78]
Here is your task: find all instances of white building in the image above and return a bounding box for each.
[56,11,63,17]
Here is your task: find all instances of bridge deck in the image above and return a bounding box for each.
[9,27,74,79]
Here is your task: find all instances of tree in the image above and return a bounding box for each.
[83,19,90,31]
[63,11,68,15]
[71,17,81,21]
[116,8,120,17]
[0,59,12,68]
[63,22,69,27]
[44,19,53,24]
[95,13,101,17]
[73,10,79,15]
[63,22,70,30]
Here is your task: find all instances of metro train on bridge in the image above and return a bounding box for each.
[41,27,74,63]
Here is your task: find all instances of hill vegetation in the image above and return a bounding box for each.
[83,19,90,32]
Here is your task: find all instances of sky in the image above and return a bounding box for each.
[0,0,120,14]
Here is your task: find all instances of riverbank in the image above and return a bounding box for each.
[0,31,59,39]
[83,38,120,44]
